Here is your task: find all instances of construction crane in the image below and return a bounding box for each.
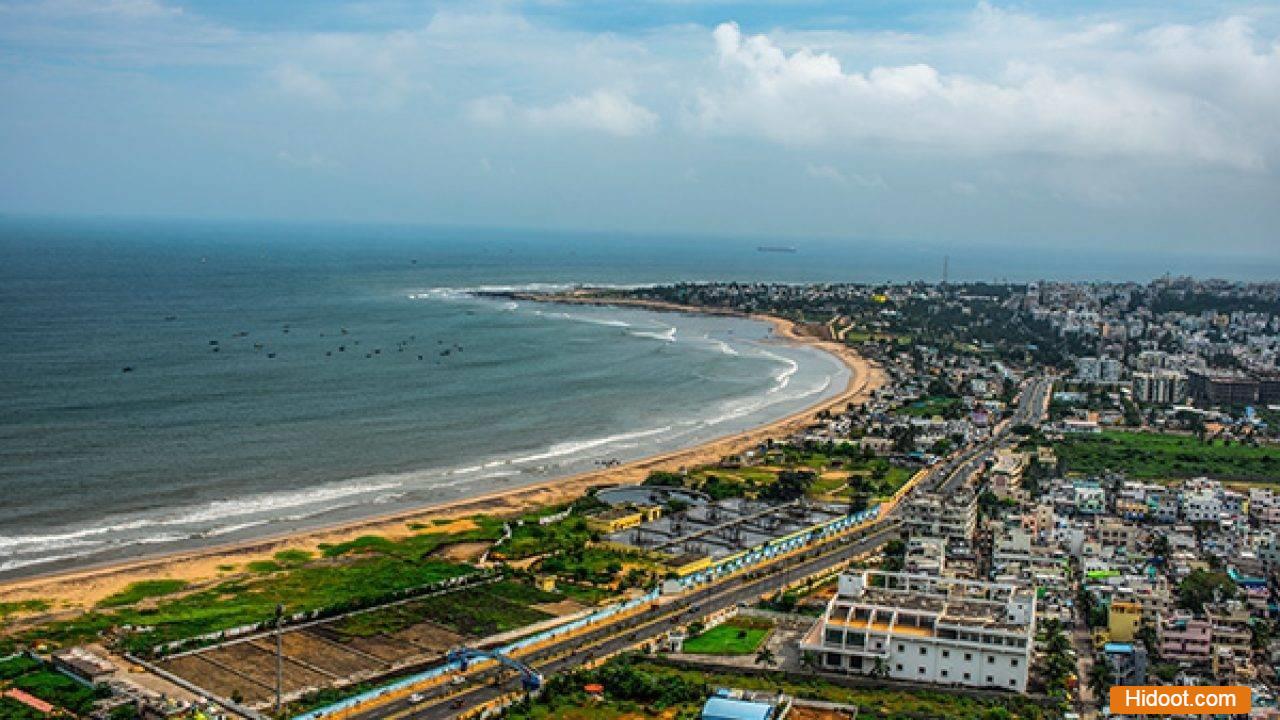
[446,647,543,692]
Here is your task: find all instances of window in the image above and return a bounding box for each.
[1011,659,1019,667]
[963,672,971,680]
[988,656,995,664]
[964,653,972,661]
[1010,679,1017,687]
[919,647,927,656]
[987,676,994,683]
[897,644,905,652]
[895,664,903,671]
[941,670,949,678]
[942,650,950,658]
[918,667,926,674]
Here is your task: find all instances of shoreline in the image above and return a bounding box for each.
[0,299,884,612]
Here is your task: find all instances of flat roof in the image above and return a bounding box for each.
[702,697,774,720]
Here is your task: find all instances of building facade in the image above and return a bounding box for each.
[799,571,1035,692]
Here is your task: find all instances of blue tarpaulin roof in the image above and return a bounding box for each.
[702,697,775,720]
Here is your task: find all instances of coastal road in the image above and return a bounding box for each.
[352,524,902,720]
[353,376,1053,720]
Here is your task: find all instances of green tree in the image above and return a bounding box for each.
[1177,569,1237,613]
[1087,656,1111,700]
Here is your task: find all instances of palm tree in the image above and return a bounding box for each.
[754,646,777,668]
[799,650,818,676]
[1087,656,1111,701]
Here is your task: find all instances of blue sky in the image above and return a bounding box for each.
[1,0,1278,256]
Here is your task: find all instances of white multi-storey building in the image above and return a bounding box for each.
[799,571,1036,692]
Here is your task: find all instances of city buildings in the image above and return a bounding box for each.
[799,571,1036,692]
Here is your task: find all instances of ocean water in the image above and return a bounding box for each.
[0,218,853,577]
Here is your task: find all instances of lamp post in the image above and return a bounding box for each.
[274,603,284,716]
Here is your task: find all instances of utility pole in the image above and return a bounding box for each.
[274,603,284,716]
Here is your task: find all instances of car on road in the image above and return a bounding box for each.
[409,693,426,704]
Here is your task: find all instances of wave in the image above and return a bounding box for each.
[705,337,739,356]
[505,425,672,465]
[0,481,401,560]
[752,348,800,393]
[0,552,98,574]
[628,327,677,342]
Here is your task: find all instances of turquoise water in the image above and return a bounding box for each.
[0,218,850,575]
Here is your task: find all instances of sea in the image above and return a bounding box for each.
[0,218,858,578]
[2,217,1275,578]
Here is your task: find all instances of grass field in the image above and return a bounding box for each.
[9,667,107,715]
[0,600,49,620]
[680,617,772,655]
[3,545,476,655]
[97,579,189,608]
[899,396,962,417]
[1058,430,1280,481]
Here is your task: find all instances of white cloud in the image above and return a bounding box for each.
[270,64,341,107]
[692,20,1277,170]
[470,89,658,137]
[805,163,847,183]
[806,163,887,189]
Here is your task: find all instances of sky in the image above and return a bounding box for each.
[1,0,1278,256]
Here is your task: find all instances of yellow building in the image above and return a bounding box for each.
[1108,600,1143,643]
[585,505,661,534]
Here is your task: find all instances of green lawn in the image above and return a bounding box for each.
[680,618,772,655]
[1058,430,1280,481]
[97,579,189,608]
[0,600,49,620]
[899,396,962,417]
[503,516,593,560]
[11,668,107,715]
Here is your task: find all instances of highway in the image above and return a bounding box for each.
[934,375,1054,495]
[349,376,1053,720]
[351,522,902,720]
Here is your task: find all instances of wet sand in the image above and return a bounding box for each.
[0,302,884,613]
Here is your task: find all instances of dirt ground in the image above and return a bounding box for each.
[431,541,491,563]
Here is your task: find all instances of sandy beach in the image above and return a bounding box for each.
[0,301,884,614]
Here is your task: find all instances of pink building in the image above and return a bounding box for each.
[1160,613,1212,663]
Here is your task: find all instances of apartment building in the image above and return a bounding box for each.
[902,490,977,546]
[1132,370,1187,404]
[1107,600,1143,643]
[1249,489,1280,526]
[799,571,1036,692]
[1160,613,1212,664]
[1181,490,1222,524]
